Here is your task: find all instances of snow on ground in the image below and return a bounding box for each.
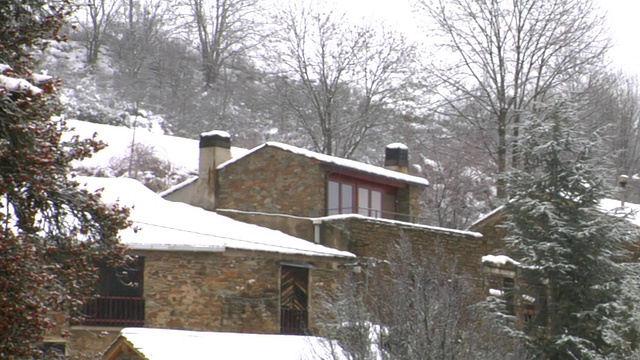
[598,198,640,227]
[64,119,198,175]
[79,176,354,258]
[63,119,249,177]
[112,327,349,360]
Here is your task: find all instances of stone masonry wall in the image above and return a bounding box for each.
[67,249,346,358]
[216,146,327,217]
[320,217,502,296]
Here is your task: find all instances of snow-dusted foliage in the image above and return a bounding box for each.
[0,2,131,358]
[500,98,640,358]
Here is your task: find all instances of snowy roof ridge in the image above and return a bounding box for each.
[313,213,483,238]
[110,327,351,360]
[471,198,640,231]
[219,141,430,187]
[158,176,197,197]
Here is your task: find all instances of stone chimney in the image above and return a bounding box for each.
[384,143,409,173]
[195,130,231,210]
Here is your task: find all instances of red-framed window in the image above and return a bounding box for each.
[327,174,397,218]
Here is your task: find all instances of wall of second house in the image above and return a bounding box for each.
[67,249,346,358]
[396,184,424,223]
[216,146,327,217]
[320,217,501,297]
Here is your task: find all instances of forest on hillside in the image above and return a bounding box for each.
[39,0,640,230]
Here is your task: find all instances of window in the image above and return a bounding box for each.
[80,257,145,327]
[484,263,539,326]
[327,175,397,218]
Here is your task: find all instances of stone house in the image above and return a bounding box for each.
[163,131,499,295]
[53,129,501,358]
[52,177,354,359]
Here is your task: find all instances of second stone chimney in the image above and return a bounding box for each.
[195,130,231,210]
[384,143,409,174]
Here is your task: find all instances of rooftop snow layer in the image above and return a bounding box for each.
[79,176,354,258]
[482,254,520,266]
[111,327,349,360]
[219,141,430,187]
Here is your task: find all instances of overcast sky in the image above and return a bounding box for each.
[335,0,639,76]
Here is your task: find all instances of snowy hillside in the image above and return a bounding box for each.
[64,119,199,192]
[65,119,199,174]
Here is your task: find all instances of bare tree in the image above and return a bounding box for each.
[265,1,418,158]
[416,0,610,197]
[182,0,264,88]
[111,0,173,109]
[579,70,640,202]
[315,240,530,359]
[75,0,122,65]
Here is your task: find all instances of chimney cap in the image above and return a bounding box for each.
[201,130,231,138]
[200,130,231,149]
[386,143,408,150]
[385,143,409,169]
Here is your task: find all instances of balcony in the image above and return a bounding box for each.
[80,295,145,327]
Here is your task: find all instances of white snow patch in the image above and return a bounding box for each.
[113,327,349,360]
[63,120,249,176]
[598,198,640,227]
[0,75,42,95]
[489,288,504,297]
[79,176,354,258]
[482,254,520,266]
[31,72,52,84]
[386,142,408,150]
[201,130,230,138]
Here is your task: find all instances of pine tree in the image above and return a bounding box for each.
[0,1,130,357]
[501,98,640,359]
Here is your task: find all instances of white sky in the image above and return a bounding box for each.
[336,0,640,76]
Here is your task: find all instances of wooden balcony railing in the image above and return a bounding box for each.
[80,295,145,327]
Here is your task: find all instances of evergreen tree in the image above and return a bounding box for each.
[501,98,640,359]
[0,1,130,357]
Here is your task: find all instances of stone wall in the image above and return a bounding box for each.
[319,217,502,296]
[216,146,327,217]
[67,249,347,358]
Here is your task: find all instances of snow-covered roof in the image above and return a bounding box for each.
[107,328,348,360]
[63,120,249,175]
[219,141,430,187]
[79,176,354,258]
[470,198,640,231]
[313,213,483,238]
[158,176,197,197]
